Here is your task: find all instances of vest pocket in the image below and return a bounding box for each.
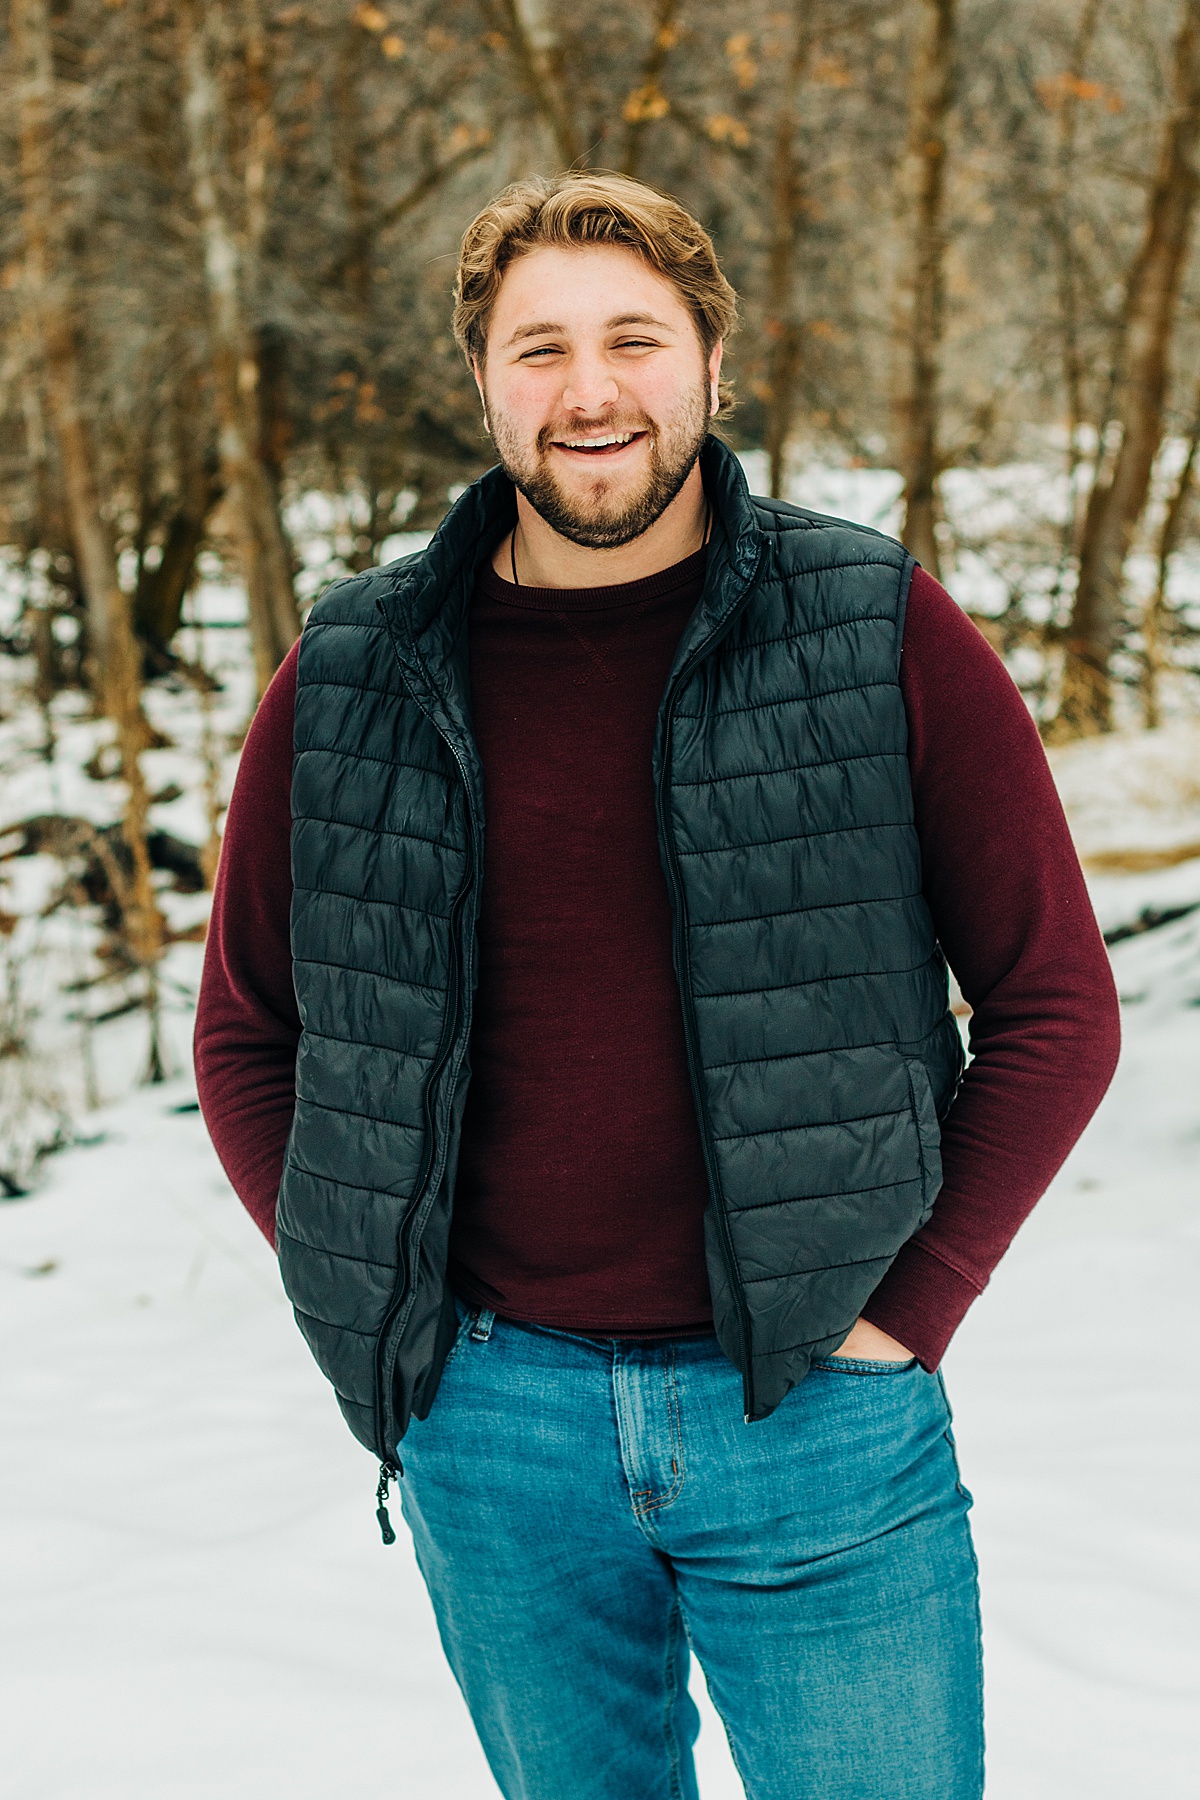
[903,1056,944,1221]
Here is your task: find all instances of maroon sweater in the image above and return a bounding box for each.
[194,556,1120,1369]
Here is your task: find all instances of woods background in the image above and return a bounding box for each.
[2,0,1200,1164]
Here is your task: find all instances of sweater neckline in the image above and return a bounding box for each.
[476,545,708,614]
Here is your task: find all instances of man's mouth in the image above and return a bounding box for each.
[551,430,648,458]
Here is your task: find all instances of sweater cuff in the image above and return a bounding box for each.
[859,1239,983,1371]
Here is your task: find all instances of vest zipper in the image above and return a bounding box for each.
[655,565,763,1423]
[370,777,474,1480]
[375,1460,398,1544]
[373,597,481,1481]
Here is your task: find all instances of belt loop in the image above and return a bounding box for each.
[469,1308,496,1343]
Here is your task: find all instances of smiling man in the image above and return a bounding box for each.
[196,173,1119,1800]
[479,251,716,568]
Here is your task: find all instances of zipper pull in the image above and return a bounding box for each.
[375,1460,400,1545]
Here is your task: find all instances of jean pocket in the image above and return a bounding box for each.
[811,1354,919,1375]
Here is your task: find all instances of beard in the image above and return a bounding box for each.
[484,377,712,550]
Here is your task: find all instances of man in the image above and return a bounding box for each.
[196,172,1119,1800]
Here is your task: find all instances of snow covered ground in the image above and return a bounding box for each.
[3,783,1199,1799]
[2,475,1199,1796]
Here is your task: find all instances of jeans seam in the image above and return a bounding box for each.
[971,1553,986,1798]
[962,1481,986,1797]
[662,1597,688,1800]
[633,1348,686,1517]
[938,1371,986,1795]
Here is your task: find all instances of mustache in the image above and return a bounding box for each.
[535,415,655,452]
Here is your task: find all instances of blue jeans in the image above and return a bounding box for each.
[399,1305,984,1800]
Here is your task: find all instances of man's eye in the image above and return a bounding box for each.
[616,338,658,349]
[520,345,560,360]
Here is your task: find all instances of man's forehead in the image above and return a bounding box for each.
[490,246,690,338]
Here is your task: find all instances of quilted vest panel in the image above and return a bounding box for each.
[277,567,482,1458]
[657,491,964,1417]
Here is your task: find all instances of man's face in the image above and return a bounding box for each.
[475,244,721,549]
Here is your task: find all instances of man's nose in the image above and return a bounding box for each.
[561,356,619,414]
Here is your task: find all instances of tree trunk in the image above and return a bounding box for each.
[1142,389,1200,728]
[178,0,299,699]
[495,0,581,168]
[14,0,121,688]
[894,0,956,578]
[1055,0,1200,738]
[133,367,222,651]
[1052,0,1104,561]
[332,24,375,312]
[13,0,166,1059]
[763,4,816,500]
[133,460,222,652]
[618,0,680,179]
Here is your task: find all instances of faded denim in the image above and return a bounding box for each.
[399,1304,984,1800]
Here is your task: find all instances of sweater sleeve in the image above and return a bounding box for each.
[194,641,300,1246]
[859,568,1121,1365]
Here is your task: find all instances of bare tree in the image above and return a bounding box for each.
[178,0,300,698]
[2,0,1199,738]
[491,0,581,168]
[894,0,957,577]
[761,5,817,500]
[1055,0,1200,736]
[1142,382,1200,727]
[12,0,167,1078]
[14,0,124,698]
[618,0,682,179]
[1050,0,1105,561]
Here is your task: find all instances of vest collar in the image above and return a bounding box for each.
[697,433,765,586]
[671,436,766,676]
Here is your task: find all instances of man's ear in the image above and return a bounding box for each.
[471,357,490,434]
[708,341,724,417]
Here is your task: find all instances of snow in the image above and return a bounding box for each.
[0,590,251,1146]
[3,498,1200,1796]
[3,874,1198,1796]
[1048,719,1200,862]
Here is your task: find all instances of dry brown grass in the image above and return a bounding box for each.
[1083,841,1200,872]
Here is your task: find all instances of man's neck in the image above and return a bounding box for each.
[493,462,709,590]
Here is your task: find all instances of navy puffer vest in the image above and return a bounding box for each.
[277,438,964,1465]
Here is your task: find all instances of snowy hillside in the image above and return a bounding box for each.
[2,879,1197,1799]
[3,740,1199,1800]
[2,487,1199,1797]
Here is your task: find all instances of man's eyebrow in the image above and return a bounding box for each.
[504,321,565,346]
[605,313,675,331]
[502,312,677,347]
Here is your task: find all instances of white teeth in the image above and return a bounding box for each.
[560,432,636,448]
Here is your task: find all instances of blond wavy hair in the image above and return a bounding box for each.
[453,171,738,412]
